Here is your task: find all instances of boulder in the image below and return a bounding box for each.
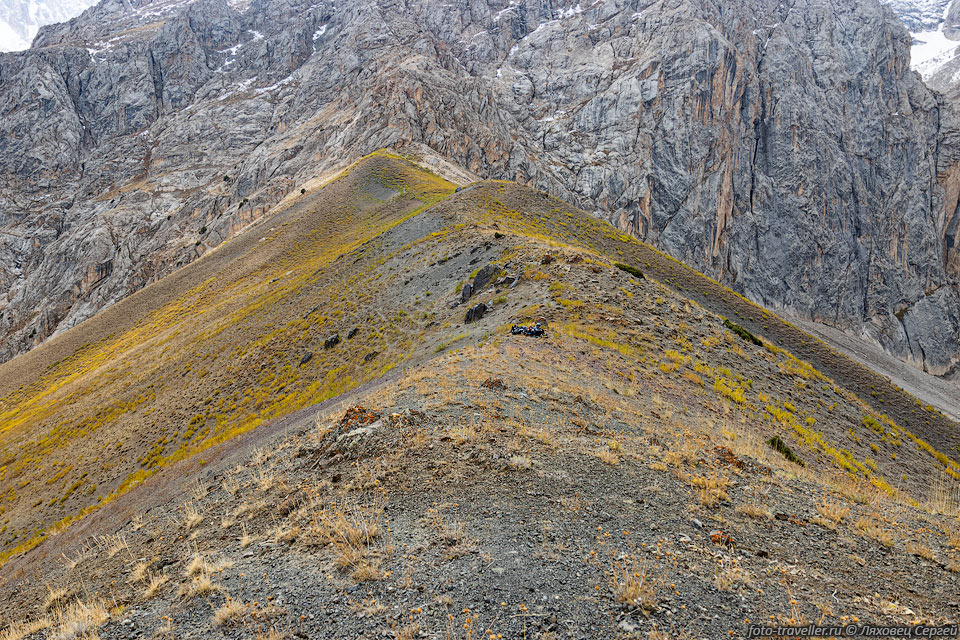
[472,264,497,291]
[465,302,487,323]
[324,334,340,349]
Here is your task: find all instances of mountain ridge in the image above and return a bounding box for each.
[0,149,957,567]
[0,151,958,638]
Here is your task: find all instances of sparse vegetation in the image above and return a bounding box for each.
[855,517,894,547]
[608,555,658,615]
[767,435,804,466]
[143,571,169,598]
[614,262,644,279]
[723,318,762,346]
[0,152,957,639]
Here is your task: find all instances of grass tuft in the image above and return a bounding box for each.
[767,436,804,466]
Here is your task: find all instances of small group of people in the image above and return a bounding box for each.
[510,322,546,337]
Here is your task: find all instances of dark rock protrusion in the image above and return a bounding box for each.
[472,264,497,291]
[465,302,488,323]
[324,334,340,349]
[461,282,474,302]
[363,351,378,362]
[298,352,312,366]
[347,327,359,339]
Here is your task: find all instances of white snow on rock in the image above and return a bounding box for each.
[0,0,97,51]
[912,26,960,79]
[886,0,960,80]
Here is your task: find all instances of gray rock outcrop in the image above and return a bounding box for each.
[1,0,960,375]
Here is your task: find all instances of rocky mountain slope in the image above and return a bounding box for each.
[2,0,960,379]
[1,152,958,640]
[0,0,95,51]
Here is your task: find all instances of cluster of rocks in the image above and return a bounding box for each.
[454,261,520,324]
[298,326,360,366]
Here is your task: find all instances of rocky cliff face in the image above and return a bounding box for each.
[2,0,959,375]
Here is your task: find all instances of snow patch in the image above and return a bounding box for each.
[257,73,295,93]
[912,26,960,79]
[0,0,98,51]
[538,109,568,122]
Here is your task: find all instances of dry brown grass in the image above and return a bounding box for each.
[191,479,208,502]
[185,554,206,578]
[593,448,620,465]
[925,472,960,517]
[647,624,696,640]
[180,572,220,598]
[812,500,850,529]
[185,553,234,579]
[714,558,750,592]
[0,619,51,640]
[662,437,699,467]
[446,422,479,445]
[855,517,894,547]
[52,598,109,639]
[608,556,658,615]
[129,560,150,584]
[234,499,266,520]
[735,502,771,520]
[945,524,960,550]
[508,455,535,470]
[95,533,127,559]
[393,622,420,640]
[184,502,204,530]
[905,541,935,561]
[679,470,731,507]
[273,524,300,544]
[817,501,850,523]
[251,446,271,467]
[303,496,384,579]
[43,586,70,611]
[254,463,277,492]
[143,572,169,599]
[213,598,246,626]
[430,510,467,549]
[221,475,240,496]
[350,559,383,582]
